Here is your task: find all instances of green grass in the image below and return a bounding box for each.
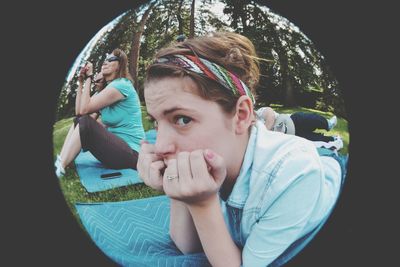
[140,105,154,132]
[53,105,349,226]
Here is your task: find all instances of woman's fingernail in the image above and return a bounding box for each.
[205,149,214,160]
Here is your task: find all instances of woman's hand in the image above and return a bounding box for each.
[85,61,93,76]
[78,64,87,86]
[163,149,227,207]
[137,141,166,192]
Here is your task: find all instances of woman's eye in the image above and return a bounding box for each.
[176,116,192,126]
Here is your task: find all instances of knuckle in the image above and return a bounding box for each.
[150,161,162,171]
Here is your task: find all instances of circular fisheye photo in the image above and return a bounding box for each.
[53,1,349,266]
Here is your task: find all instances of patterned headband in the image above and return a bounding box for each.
[154,54,255,104]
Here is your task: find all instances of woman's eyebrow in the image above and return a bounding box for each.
[147,107,195,119]
[163,107,193,116]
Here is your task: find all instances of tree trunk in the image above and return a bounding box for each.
[189,0,195,38]
[239,2,248,33]
[177,0,184,35]
[278,53,296,107]
[284,75,296,106]
[258,7,296,106]
[228,0,248,33]
[130,2,156,89]
[164,9,171,36]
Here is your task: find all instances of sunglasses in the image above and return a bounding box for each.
[103,55,120,64]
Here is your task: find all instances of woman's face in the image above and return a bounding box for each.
[101,53,120,76]
[145,76,241,174]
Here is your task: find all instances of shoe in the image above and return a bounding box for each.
[313,135,343,151]
[54,154,65,178]
[54,154,61,169]
[55,166,65,179]
[327,115,337,131]
[331,135,343,150]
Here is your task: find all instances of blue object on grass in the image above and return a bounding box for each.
[76,195,210,267]
[74,151,142,193]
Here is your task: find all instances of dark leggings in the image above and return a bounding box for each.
[74,115,138,170]
[290,112,334,142]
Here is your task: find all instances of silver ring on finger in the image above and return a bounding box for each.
[166,174,179,181]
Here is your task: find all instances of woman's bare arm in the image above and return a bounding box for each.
[187,195,241,267]
[75,75,84,116]
[169,199,203,254]
[163,151,241,267]
[77,62,124,115]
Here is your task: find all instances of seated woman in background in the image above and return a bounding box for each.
[55,49,145,178]
[137,32,347,266]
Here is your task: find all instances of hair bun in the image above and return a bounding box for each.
[225,47,245,65]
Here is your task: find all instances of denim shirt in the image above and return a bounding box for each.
[220,121,342,267]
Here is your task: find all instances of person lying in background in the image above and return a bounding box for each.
[256,106,343,151]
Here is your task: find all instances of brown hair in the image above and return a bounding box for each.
[111,48,134,85]
[145,32,260,114]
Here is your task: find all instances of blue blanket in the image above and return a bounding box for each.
[76,195,210,267]
[145,129,157,144]
[74,151,142,193]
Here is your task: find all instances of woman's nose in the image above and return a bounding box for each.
[154,126,176,158]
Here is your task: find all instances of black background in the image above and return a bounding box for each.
[3,0,396,266]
